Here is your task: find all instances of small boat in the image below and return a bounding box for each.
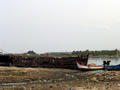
[76,60,104,71]
[105,64,120,70]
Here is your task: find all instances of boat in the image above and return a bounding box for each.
[0,54,89,69]
[76,60,104,71]
[104,64,120,70]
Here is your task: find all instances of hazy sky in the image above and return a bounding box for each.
[0,0,120,53]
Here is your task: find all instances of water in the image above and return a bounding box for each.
[88,57,120,65]
[0,81,39,86]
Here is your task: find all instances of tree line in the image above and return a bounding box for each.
[23,49,120,57]
[72,49,120,57]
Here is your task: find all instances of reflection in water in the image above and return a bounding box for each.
[88,58,120,65]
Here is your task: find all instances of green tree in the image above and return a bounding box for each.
[27,50,36,55]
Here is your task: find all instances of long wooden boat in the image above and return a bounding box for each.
[76,60,104,71]
[0,54,89,69]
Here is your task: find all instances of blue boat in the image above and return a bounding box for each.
[105,64,120,70]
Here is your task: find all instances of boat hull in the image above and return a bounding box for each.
[76,61,103,71]
[105,64,120,70]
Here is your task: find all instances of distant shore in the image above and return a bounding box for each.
[89,56,120,58]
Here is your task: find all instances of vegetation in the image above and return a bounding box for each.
[40,49,120,57]
[27,50,36,55]
[72,49,120,57]
[17,50,40,57]
[15,49,120,57]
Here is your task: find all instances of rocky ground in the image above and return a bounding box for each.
[0,67,119,90]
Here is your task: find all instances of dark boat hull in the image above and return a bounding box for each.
[0,54,89,69]
[105,64,120,70]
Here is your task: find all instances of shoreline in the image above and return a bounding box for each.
[0,67,119,90]
[89,56,120,58]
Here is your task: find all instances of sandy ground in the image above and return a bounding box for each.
[0,67,119,90]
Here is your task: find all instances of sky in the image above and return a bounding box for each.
[0,0,120,53]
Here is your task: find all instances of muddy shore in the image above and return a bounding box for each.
[0,67,119,90]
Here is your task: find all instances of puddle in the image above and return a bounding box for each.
[0,81,39,86]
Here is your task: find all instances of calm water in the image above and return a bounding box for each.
[88,57,120,65]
